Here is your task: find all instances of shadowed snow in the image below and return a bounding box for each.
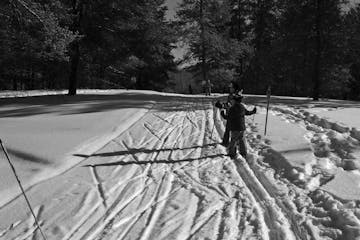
[0,90,360,240]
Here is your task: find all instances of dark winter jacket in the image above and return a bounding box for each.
[224,102,255,131]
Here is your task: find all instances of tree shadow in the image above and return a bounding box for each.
[74,143,219,158]
[6,147,52,165]
[1,92,359,118]
[244,95,360,109]
[0,92,214,118]
[279,147,312,155]
[82,152,227,167]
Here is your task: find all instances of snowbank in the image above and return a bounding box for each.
[0,91,155,207]
[0,90,359,240]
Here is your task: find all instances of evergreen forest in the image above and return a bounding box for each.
[0,0,359,100]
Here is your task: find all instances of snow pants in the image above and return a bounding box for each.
[222,121,230,145]
[228,131,247,158]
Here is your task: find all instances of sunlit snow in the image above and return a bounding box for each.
[1,90,360,240]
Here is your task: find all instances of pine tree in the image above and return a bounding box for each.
[0,0,76,90]
[176,0,247,91]
[268,0,347,98]
[342,4,360,99]
[63,0,176,93]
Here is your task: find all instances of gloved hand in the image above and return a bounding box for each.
[252,107,257,114]
[220,110,226,119]
[215,100,223,109]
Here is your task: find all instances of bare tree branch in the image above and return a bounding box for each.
[12,0,44,25]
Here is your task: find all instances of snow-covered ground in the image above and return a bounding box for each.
[1,90,360,240]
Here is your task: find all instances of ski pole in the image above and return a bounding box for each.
[0,139,47,240]
[252,105,256,123]
[209,99,217,140]
[210,121,215,140]
[264,86,271,136]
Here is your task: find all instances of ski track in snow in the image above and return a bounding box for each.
[2,96,360,240]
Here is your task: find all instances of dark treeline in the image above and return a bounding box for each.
[0,0,176,94]
[176,0,360,100]
[0,0,359,100]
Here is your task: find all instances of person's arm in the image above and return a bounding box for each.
[243,104,257,115]
[215,100,223,109]
[224,102,231,109]
[220,109,227,119]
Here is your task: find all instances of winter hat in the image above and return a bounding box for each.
[234,89,243,102]
[233,93,243,102]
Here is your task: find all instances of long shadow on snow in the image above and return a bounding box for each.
[0,92,214,118]
[74,143,219,158]
[244,95,360,109]
[81,153,227,167]
[5,147,52,165]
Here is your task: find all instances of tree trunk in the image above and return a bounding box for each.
[301,36,309,96]
[68,41,80,95]
[254,0,265,85]
[312,0,322,101]
[293,74,297,96]
[12,78,17,90]
[30,65,35,90]
[200,0,207,83]
[68,0,82,96]
[99,62,106,88]
[237,0,241,39]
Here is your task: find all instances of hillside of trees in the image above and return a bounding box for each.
[0,0,176,94]
[0,0,359,100]
[176,0,360,100]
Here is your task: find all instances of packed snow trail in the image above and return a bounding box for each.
[0,96,307,240]
[244,102,360,240]
[4,93,360,240]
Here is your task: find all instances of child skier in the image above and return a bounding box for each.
[222,93,256,159]
[215,81,241,146]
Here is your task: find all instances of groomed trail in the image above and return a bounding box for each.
[1,95,359,240]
